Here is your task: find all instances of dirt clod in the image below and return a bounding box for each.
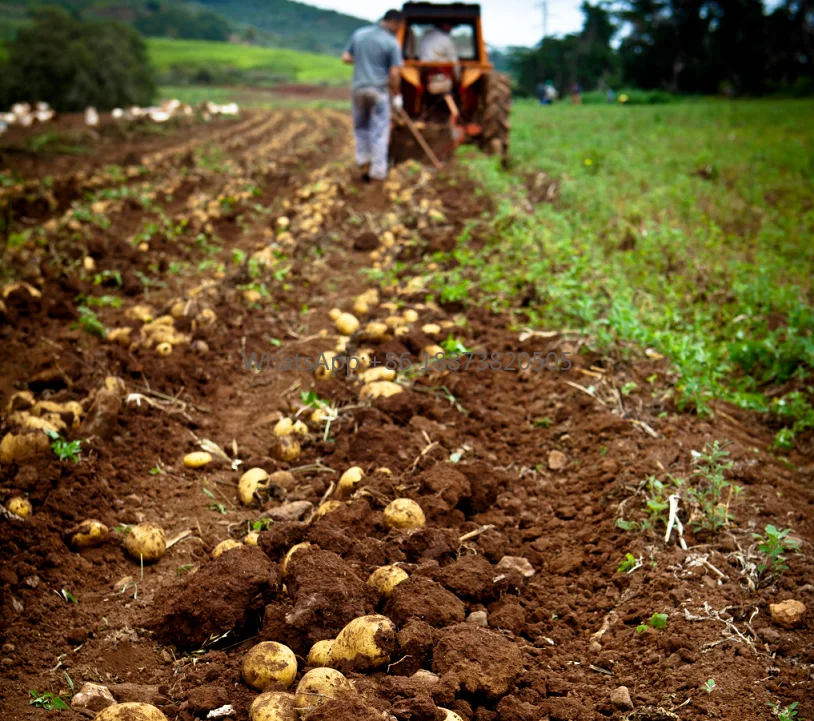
[770,599,807,629]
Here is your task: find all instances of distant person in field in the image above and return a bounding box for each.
[342,9,404,182]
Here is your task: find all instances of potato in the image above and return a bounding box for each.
[314,500,341,519]
[282,542,312,575]
[439,709,465,721]
[384,499,426,530]
[195,308,217,328]
[6,390,34,413]
[244,531,260,546]
[125,523,167,563]
[184,451,212,468]
[249,691,298,721]
[385,315,405,329]
[270,470,296,489]
[156,342,172,356]
[69,519,109,549]
[271,435,301,463]
[314,351,336,381]
[311,407,328,424]
[352,298,370,316]
[94,702,168,721]
[307,639,334,667]
[6,496,32,519]
[242,641,298,691]
[292,420,309,436]
[394,326,409,338]
[403,309,419,323]
[277,216,290,229]
[367,565,408,597]
[360,381,403,400]
[294,668,353,711]
[337,466,364,498]
[212,538,243,559]
[335,336,349,353]
[274,418,294,436]
[335,312,360,336]
[239,467,270,506]
[126,305,154,323]
[0,431,50,464]
[422,323,441,336]
[363,322,388,340]
[328,308,342,321]
[360,367,395,384]
[330,615,395,670]
[423,344,445,359]
[107,327,133,347]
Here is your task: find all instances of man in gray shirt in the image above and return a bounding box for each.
[342,10,404,181]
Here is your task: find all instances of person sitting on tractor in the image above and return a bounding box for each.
[342,9,405,182]
[419,22,459,93]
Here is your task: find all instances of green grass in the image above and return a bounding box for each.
[147,37,351,86]
[426,99,814,445]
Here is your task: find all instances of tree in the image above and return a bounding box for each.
[0,7,156,112]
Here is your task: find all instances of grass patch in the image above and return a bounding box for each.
[428,99,814,444]
[147,37,352,86]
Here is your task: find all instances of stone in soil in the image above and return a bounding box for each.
[432,623,524,699]
[610,685,634,711]
[770,599,806,629]
[145,545,278,648]
[71,682,115,714]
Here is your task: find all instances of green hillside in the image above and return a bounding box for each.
[147,36,352,85]
[0,0,368,54]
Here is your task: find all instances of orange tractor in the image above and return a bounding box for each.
[391,2,511,165]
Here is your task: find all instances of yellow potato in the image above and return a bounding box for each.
[184,451,212,468]
[249,692,298,721]
[277,216,290,229]
[125,522,166,563]
[271,435,301,463]
[403,309,419,323]
[439,709,465,721]
[195,308,217,328]
[238,467,270,506]
[352,298,370,316]
[364,322,388,340]
[307,639,334,667]
[107,327,133,347]
[328,308,342,321]
[367,565,408,597]
[314,500,341,519]
[0,431,50,464]
[330,615,395,670]
[242,641,298,691]
[6,390,34,413]
[423,344,445,359]
[6,496,32,519]
[335,312,360,336]
[274,418,294,436]
[385,315,405,329]
[69,519,109,549]
[294,668,353,711]
[360,367,396,384]
[337,466,364,498]
[212,539,243,559]
[94,702,168,721]
[422,323,441,336]
[394,326,409,338]
[314,351,336,381]
[244,531,260,546]
[310,407,328,424]
[155,341,172,356]
[292,420,309,436]
[360,381,403,400]
[269,470,296,489]
[383,499,426,530]
[282,542,312,575]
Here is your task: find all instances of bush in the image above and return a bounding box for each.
[0,7,156,112]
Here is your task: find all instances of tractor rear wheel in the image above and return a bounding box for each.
[481,71,511,162]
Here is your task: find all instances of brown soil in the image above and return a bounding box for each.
[0,108,812,721]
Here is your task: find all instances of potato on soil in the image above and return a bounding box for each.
[239,467,271,506]
[384,499,426,530]
[352,298,370,316]
[307,639,334,667]
[294,668,353,710]
[244,531,260,546]
[422,323,441,336]
[328,308,342,321]
[125,522,167,563]
[6,496,32,519]
[367,565,408,597]
[335,312,360,336]
[439,709,465,721]
[93,702,167,720]
[274,418,295,436]
[213,538,243,558]
[338,466,364,497]
[360,367,396,384]
[314,351,336,381]
[403,309,419,323]
[156,342,172,356]
[69,519,109,549]
[282,542,312,575]
[242,641,298,690]
[249,691,298,721]
[271,435,301,463]
[363,322,388,340]
[330,614,395,670]
[184,451,212,468]
[0,430,51,464]
[360,381,403,400]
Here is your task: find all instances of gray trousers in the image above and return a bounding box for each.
[351,87,391,180]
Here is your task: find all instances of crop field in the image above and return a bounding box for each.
[0,100,812,721]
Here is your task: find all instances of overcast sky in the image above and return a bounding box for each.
[306,0,585,48]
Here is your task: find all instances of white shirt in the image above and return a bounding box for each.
[419,28,458,63]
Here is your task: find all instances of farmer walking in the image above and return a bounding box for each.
[342,10,404,182]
